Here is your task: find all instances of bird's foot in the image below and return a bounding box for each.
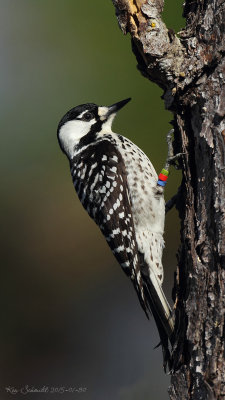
[164,129,185,170]
[165,186,181,213]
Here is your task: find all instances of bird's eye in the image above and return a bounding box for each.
[83,112,93,121]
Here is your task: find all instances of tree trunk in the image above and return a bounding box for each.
[111,0,225,398]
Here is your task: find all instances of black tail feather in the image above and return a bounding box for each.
[142,276,174,371]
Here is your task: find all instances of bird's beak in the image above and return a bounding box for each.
[107,98,131,115]
[98,98,131,120]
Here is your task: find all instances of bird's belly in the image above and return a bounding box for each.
[121,149,165,233]
[130,189,165,233]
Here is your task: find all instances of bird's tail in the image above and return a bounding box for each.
[142,271,174,370]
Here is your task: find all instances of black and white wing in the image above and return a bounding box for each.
[70,139,148,314]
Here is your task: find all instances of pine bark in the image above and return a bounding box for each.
[111,1,225,398]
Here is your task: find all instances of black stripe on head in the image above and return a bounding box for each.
[77,119,103,148]
[57,103,99,135]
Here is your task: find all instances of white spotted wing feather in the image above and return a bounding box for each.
[71,139,148,312]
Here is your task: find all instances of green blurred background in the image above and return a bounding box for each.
[1,1,184,399]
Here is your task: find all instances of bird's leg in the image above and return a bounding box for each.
[165,192,178,214]
[165,186,181,213]
[156,129,183,210]
[157,129,184,187]
[164,129,184,171]
[164,129,175,171]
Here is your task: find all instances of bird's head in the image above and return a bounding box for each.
[57,98,131,159]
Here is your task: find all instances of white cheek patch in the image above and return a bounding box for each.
[98,107,108,120]
[58,120,93,159]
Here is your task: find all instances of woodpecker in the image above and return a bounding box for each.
[57,98,174,367]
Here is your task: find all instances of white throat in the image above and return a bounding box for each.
[101,113,115,133]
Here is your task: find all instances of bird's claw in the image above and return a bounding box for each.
[164,129,185,170]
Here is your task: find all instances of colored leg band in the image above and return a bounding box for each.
[157,168,169,187]
[161,168,169,176]
[158,173,168,181]
[157,180,167,187]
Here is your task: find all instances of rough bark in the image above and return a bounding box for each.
[111,0,225,399]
